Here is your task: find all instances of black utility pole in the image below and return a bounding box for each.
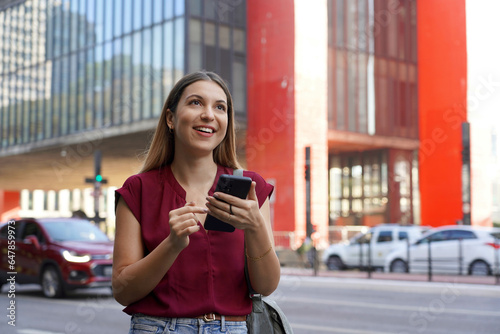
[305,146,312,238]
[85,150,108,228]
[461,122,471,225]
[305,146,317,275]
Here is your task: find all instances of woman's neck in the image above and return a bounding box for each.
[170,155,218,189]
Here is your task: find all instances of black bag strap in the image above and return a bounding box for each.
[233,169,263,303]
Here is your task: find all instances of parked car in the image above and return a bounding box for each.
[322,224,427,271]
[0,218,113,298]
[384,225,500,276]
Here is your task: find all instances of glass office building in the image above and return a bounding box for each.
[0,0,247,149]
[327,0,419,226]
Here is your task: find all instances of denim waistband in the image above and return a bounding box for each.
[130,313,248,333]
[132,313,246,324]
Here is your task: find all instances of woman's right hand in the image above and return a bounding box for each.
[167,202,204,251]
[113,199,205,306]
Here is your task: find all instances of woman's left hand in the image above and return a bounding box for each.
[205,181,264,231]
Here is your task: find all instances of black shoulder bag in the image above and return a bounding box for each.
[233,169,294,334]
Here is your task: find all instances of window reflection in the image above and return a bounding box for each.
[188,19,202,73]
[329,152,392,225]
[153,0,163,24]
[131,30,141,121]
[133,0,143,31]
[95,44,104,127]
[0,0,243,149]
[329,0,417,138]
[152,25,163,116]
[142,28,153,119]
[95,0,105,44]
[123,0,133,35]
[143,0,152,27]
[174,0,185,16]
[103,42,113,125]
[114,0,123,38]
[163,21,174,97]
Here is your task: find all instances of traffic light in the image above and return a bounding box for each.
[84,150,107,226]
[85,150,108,186]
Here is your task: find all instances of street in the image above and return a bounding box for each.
[276,275,500,333]
[1,273,499,334]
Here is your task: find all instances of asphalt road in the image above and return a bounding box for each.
[1,272,499,334]
[276,274,500,333]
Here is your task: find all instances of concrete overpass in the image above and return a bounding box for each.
[0,118,248,192]
[0,120,156,191]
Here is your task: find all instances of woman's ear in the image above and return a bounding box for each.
[166,109,174,129]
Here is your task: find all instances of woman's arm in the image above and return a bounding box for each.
[244,198,281,296]
[112,197,203,306]
[206,182,281,296]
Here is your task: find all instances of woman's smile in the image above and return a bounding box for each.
[193,125,216,137]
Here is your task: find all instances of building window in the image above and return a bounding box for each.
[328,0,417,138]
[329,151,390,226]
[0,0,245,151]
[186,0,247,116]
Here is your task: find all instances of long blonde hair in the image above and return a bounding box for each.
[140,71,240,173]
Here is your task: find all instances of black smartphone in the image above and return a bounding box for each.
[204,174,252,232]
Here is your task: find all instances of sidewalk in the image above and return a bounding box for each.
[280,267,500,286]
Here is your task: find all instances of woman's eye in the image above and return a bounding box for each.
[190,100,201,106]
[216,105,226,111]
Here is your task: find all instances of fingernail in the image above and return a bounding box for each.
[213,193,219,198]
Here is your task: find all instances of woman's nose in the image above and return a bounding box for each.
[200,107,215,120]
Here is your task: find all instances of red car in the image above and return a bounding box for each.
[0,218,113,298]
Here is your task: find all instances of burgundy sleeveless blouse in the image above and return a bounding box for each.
[115,165,274,317]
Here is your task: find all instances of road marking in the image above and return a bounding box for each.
[291,323,391,334]
[280,296,500,317]
[20,295,123,310]
[18,330,64,334]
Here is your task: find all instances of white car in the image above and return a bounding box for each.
[384,225,500,276]
[322,225,426,271]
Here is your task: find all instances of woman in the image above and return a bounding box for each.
[112,71,281,333]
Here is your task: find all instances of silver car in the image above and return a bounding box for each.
[384,225,500,276]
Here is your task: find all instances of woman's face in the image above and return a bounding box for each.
[167,80,229,158]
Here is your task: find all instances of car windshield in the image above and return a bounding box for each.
[40,220,110,242]
[490,232,500,240]
[350,232,372,244]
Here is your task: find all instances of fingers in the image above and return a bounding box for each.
[247,182,257,201]
[179,201,207,215]
[169,202,204,236]
[205,198,238,230]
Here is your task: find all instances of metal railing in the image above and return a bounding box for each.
[352,237,500,283]
[273,231,296,250]
[328,225,369,244]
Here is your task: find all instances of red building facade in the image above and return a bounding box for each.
[246,0,468,245]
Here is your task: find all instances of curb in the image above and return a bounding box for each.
[280,267,500,286]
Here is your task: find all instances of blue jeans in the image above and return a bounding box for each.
[129,314,248,334]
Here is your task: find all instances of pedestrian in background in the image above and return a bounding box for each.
[112,71,280,333]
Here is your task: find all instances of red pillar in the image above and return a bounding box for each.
[418,0,467,226]
[0,191,21,221]
[246,0,295,232]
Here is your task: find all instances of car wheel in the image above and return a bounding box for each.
[469,260,490,276]
[326,256,344,270]
[41,266,65,298]
[390,259,408,273]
